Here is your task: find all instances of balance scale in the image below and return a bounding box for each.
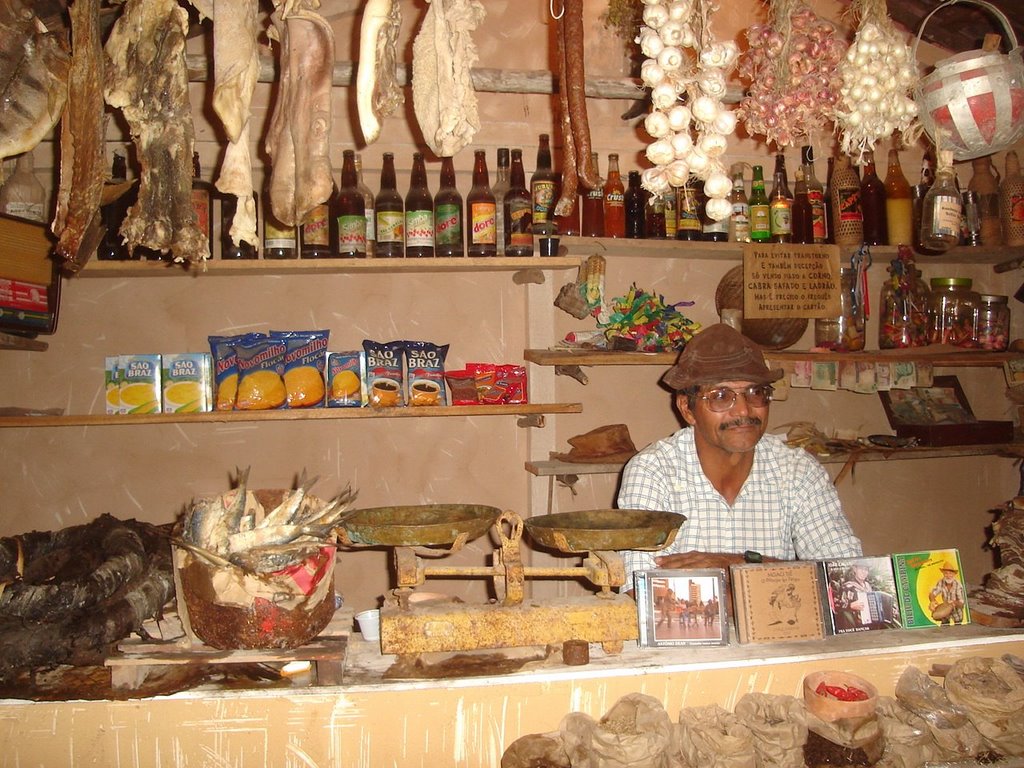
[337,505,684,656]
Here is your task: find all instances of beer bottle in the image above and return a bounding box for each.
[768,153,792,243]
[646,191,666,239]
[221,191,258,259]
[675,178,701,240]
[580,152,604,237]
[602,153,626,238]
[333,149,366,258]
[625,170,646,239]
[434,155,464,257]
[97,153,134,261]
[355,153,375,256]
[466,149,497,257]
[492,148,510,255]
[727,163,750,243]
[802,146,827,243]
[860,150,888,246]
[191,152,213,257]
[504,148,533,256]
[375,152,404,258]
[884,148,914,247]
[792,166,814,244]
[405,152,434,258]
[531,134,557,236]
[749,166,771,242]
[263,196,297,260]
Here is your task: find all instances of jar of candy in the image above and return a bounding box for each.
[975,294,1010,351]
[879,253,930,348]
[928,277,980,347]
[815,268,866,351]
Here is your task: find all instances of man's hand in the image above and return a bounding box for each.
[655,551,749,571]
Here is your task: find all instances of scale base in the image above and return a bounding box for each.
[380,595,638,655]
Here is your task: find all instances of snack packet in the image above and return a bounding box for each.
[209,333,262,411]
[327,351,364,407]
[445,370,478,406]
[362,340,405,408]
[272,330,329,408]
[235,335,287,410]
[403,341,449,406]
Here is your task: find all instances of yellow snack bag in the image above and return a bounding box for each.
[273,330,329,408]
[235,337,287,410]
[327,351,364,407]
[209,333,260,411]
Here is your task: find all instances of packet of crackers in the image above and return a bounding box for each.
[362,339,404,408]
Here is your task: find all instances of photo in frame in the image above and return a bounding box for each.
[634,568,728,648]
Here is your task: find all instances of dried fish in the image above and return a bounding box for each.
[229,541,327,574]
[260,469,318,529]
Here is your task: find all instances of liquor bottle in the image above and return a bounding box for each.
[919,150,962,252]
[333,149,366,258]
[791,165,814,244]
[884,148,913,247]
[191,152,213,257]
[625,170,646,239]
[375,152,404,258]
[300,191,334,258]
[405,152,434,258]
[555,174,581,236]
[662,186,677,239]
[602,153,626,238]
[645,190,666,239]
[354,153,375,256]
[727,163,750,243]
[504,148,533,256]
[434,155,464,258]
[675,178,701,241]
[530,134,557,236]
[859,151,887,246]
[220,191,258,259]
[0,152,46,223]
[492,148,510,255]
[768,153,793,242]
[912,151,940,254]
[749,165,771,242]
[969,155,1002,247]
[466,149,497,257]
[262,199,297,260]
[580,152,604,237]
[824,156,836,244]
[1000,150,1024,247]
[698,181,728,241]
[802,146,827,243]
[830,154,863,246]
[97,153,134,261]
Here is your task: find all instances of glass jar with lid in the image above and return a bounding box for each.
[879,248,930,349]
[975,294,1010,351]
[928,277,980,347]
[815,267,866,351]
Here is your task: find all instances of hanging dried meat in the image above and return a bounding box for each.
[104,0,208,264]
[265,0,335,228]
[0,0,70,176]
[356,0,403,145]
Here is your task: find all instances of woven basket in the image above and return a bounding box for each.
[913,0,1024,160]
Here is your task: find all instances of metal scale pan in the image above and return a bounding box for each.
[337,504,502,549]
[524,509,686,554]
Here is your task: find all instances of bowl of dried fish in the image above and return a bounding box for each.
[524,510,686,553]
[175,471,356,650]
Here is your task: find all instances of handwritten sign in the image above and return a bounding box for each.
[742,244,841,319]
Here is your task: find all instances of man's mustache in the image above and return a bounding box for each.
[719,416,762,430]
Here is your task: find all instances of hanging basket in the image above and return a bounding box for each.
[913,0,1024,160]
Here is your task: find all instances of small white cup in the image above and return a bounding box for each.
[355,609,380,642]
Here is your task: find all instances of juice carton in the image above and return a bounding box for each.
[162,353,212,413]
[119,354,162,414]
[104,357,121,415]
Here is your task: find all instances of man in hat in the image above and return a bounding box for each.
[928,560,966,625]
[619,324,862,588]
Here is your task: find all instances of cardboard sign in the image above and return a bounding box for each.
[742,244,841,319]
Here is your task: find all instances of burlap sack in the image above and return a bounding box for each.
[945,656,1024,757]
[734,693,807,768]
[501,732,572,768]
[675,704,756,768]
[874,696,946,768]
[804,709,884,764]
[560,694,675,768]
[894,664,986,760]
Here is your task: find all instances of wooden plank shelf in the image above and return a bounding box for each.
[0,403,583,429]
[0,331,47,351]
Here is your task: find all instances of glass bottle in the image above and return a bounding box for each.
[466,149,497,257]
[581,152,604,237]
[699,181,728,242]
[878,248,929,349]
[814,267,865,351]
[0,152,46,223]
[919,150,962,253]
[375,152,404,258]
[263,203,297,260]
[727,163,750,243]
[625,170,646,239]
[675,178,701,241]
[830,154,863,247]
[960,190,982,246]
[530,134,557,236]
[662,186,677,240]
[301,192,334,259]
[975,294,1010,351]
[928,276,980,346]
[646,190,666,239]
[504,148,533,257]
[800,146,827,244]
[405,152,434,258]
[602,153,626,238]
[768,153,793,243]
[97,153,134,261]
[912,151,941,254]
[791,165,814,244]
[884,149,913,247]
[191,152,213,257]
[333,149,366,258]
[434,155,464,258]
[969,155,1002,247]
[859,151,887,246]
[220,192,258,259]
[824,156,836,244]
[749,165,771,242]
[1001,150,1024,247]
[354,154,375,256]
[492,148,510,255]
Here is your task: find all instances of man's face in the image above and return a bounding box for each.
[677,379,770,456]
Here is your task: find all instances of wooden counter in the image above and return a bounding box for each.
[1,625,1022,766]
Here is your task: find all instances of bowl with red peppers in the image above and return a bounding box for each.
[803,671,878,722]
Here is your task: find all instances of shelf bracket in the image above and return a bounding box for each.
[512,268,546,286]
[517,414,546,429]
[555,365,588,385]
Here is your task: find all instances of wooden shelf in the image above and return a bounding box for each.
[0,403,582,429]
[77,255,582,278]
[0,331,47,351]
[524,347,1023,368]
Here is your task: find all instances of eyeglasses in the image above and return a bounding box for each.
[697,385,774,412]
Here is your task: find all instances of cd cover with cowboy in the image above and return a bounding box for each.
[892,549,971,629]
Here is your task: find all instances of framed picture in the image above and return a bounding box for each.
[634,569,728,648]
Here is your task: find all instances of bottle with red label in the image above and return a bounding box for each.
[405,152,434,258]
[375,152,404,258]
[830,154,863,247]
[434,156,463,257]
[602,153,626,238]
[504,148,533,256]
[332,149,366,258]
[467,149,497,257]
